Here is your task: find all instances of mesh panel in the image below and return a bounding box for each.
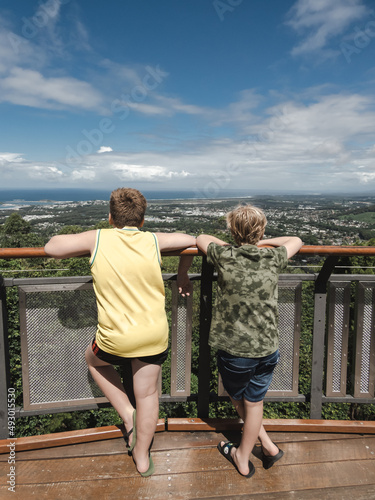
[332,288,344,393]
[22,287,104,408]
[170,282,192,397]
[269,286,296,392]
[360,287,373,393]
[176,295,188,392]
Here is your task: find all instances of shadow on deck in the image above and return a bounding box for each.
[1,423,375,500]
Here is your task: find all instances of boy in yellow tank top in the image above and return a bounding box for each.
[45,188,195,477]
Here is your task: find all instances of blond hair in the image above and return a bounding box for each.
[109,188,147,227]
[226,204,267,246]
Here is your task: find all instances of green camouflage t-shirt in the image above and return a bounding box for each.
[207,243,288,358]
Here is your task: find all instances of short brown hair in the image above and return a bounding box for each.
[109,188,147,227]
[226,204,267,246]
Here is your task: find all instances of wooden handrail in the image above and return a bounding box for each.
[0,247,200,259]
[298,245,375,256]
[0,245,375,259]
[0,247,47,259]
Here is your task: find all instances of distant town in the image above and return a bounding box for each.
[0,194,374,246]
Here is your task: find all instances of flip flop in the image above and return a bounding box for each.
[124,409,137,452]
[260,445,284,469]
[217,441,255,478]
[132,451,155,477]
[140,453,154,477]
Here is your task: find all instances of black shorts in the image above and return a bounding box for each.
[91,339,168,366]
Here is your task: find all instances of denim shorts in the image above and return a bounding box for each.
[91,339,168,366]
[217,349,280,403]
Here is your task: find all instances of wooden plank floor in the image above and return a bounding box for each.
[1,430,375,500]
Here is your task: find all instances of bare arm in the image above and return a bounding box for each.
[196,234,229,255]
[155,233,196,296]
[177,255,194,297]
[44,230,97,259]
[257,236,303,259]
[155,232,196,252]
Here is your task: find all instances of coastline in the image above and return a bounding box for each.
[0,188,374,206]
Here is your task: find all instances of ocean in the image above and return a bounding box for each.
[0,188,255,204]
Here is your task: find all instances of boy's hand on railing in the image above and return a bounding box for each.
[177,254,194,296]
[177,272,193,297]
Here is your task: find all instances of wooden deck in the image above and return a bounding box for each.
[1,424,375,499]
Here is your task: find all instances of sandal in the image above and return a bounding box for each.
[140,453,154,477]
[132,451,155,477]
[217,441,255,478]
[260,445,284,469]
[124,409,137,452]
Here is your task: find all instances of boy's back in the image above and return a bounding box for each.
[44,187,196,478]
[91,227,168,358]
[207,243,288,358]
[196,204,302,478]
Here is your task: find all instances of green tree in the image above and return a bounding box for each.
[0,213,46,249]
[58,225,84,235]
[3,213,31,235]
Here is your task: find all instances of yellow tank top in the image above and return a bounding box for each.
[90,228,168,357]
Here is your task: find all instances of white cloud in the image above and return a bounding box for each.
[111,163,190,182]
[0,154,65,185]
[1,87,375,193]
[71,169,96,180]
[0,8,105,112]
[0,20,46,73]
[123,90,261,124]
[154,95,207,116]
[29,165,63,180]
[0,152,24,163]
[97,146,113,153]
[18,0,86,60]
[0,15,170,115]
[0,67,104,110]
[125,101,173,116]
[121,95,208,118]
[0,9,172,116]
[99,60,150,87]
[357,172,375,183]
[61,88,375,191]
[286,0,368,56]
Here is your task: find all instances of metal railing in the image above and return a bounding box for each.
[0,245,375,438]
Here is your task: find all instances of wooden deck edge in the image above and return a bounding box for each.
[167,418,375,434]
[2,418,373,454]
[0,419,166,454]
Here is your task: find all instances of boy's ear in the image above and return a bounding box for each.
[108,213,115,226]
[139,218,145,228]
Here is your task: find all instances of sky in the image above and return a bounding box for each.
[0,0,375,196]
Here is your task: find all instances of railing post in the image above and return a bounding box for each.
[310,256,338,419]
[197,256,213,418]
[0,276,11,438]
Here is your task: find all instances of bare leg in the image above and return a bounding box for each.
[84,345,135,446]
[223,399,263,476]
[230,396,279,457]
[130,359,161,474]
[230,396,245,420]
[258,424,279,456]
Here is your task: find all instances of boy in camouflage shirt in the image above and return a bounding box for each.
[197,205,302,478]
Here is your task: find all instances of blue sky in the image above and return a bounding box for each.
[0,0,375,195]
